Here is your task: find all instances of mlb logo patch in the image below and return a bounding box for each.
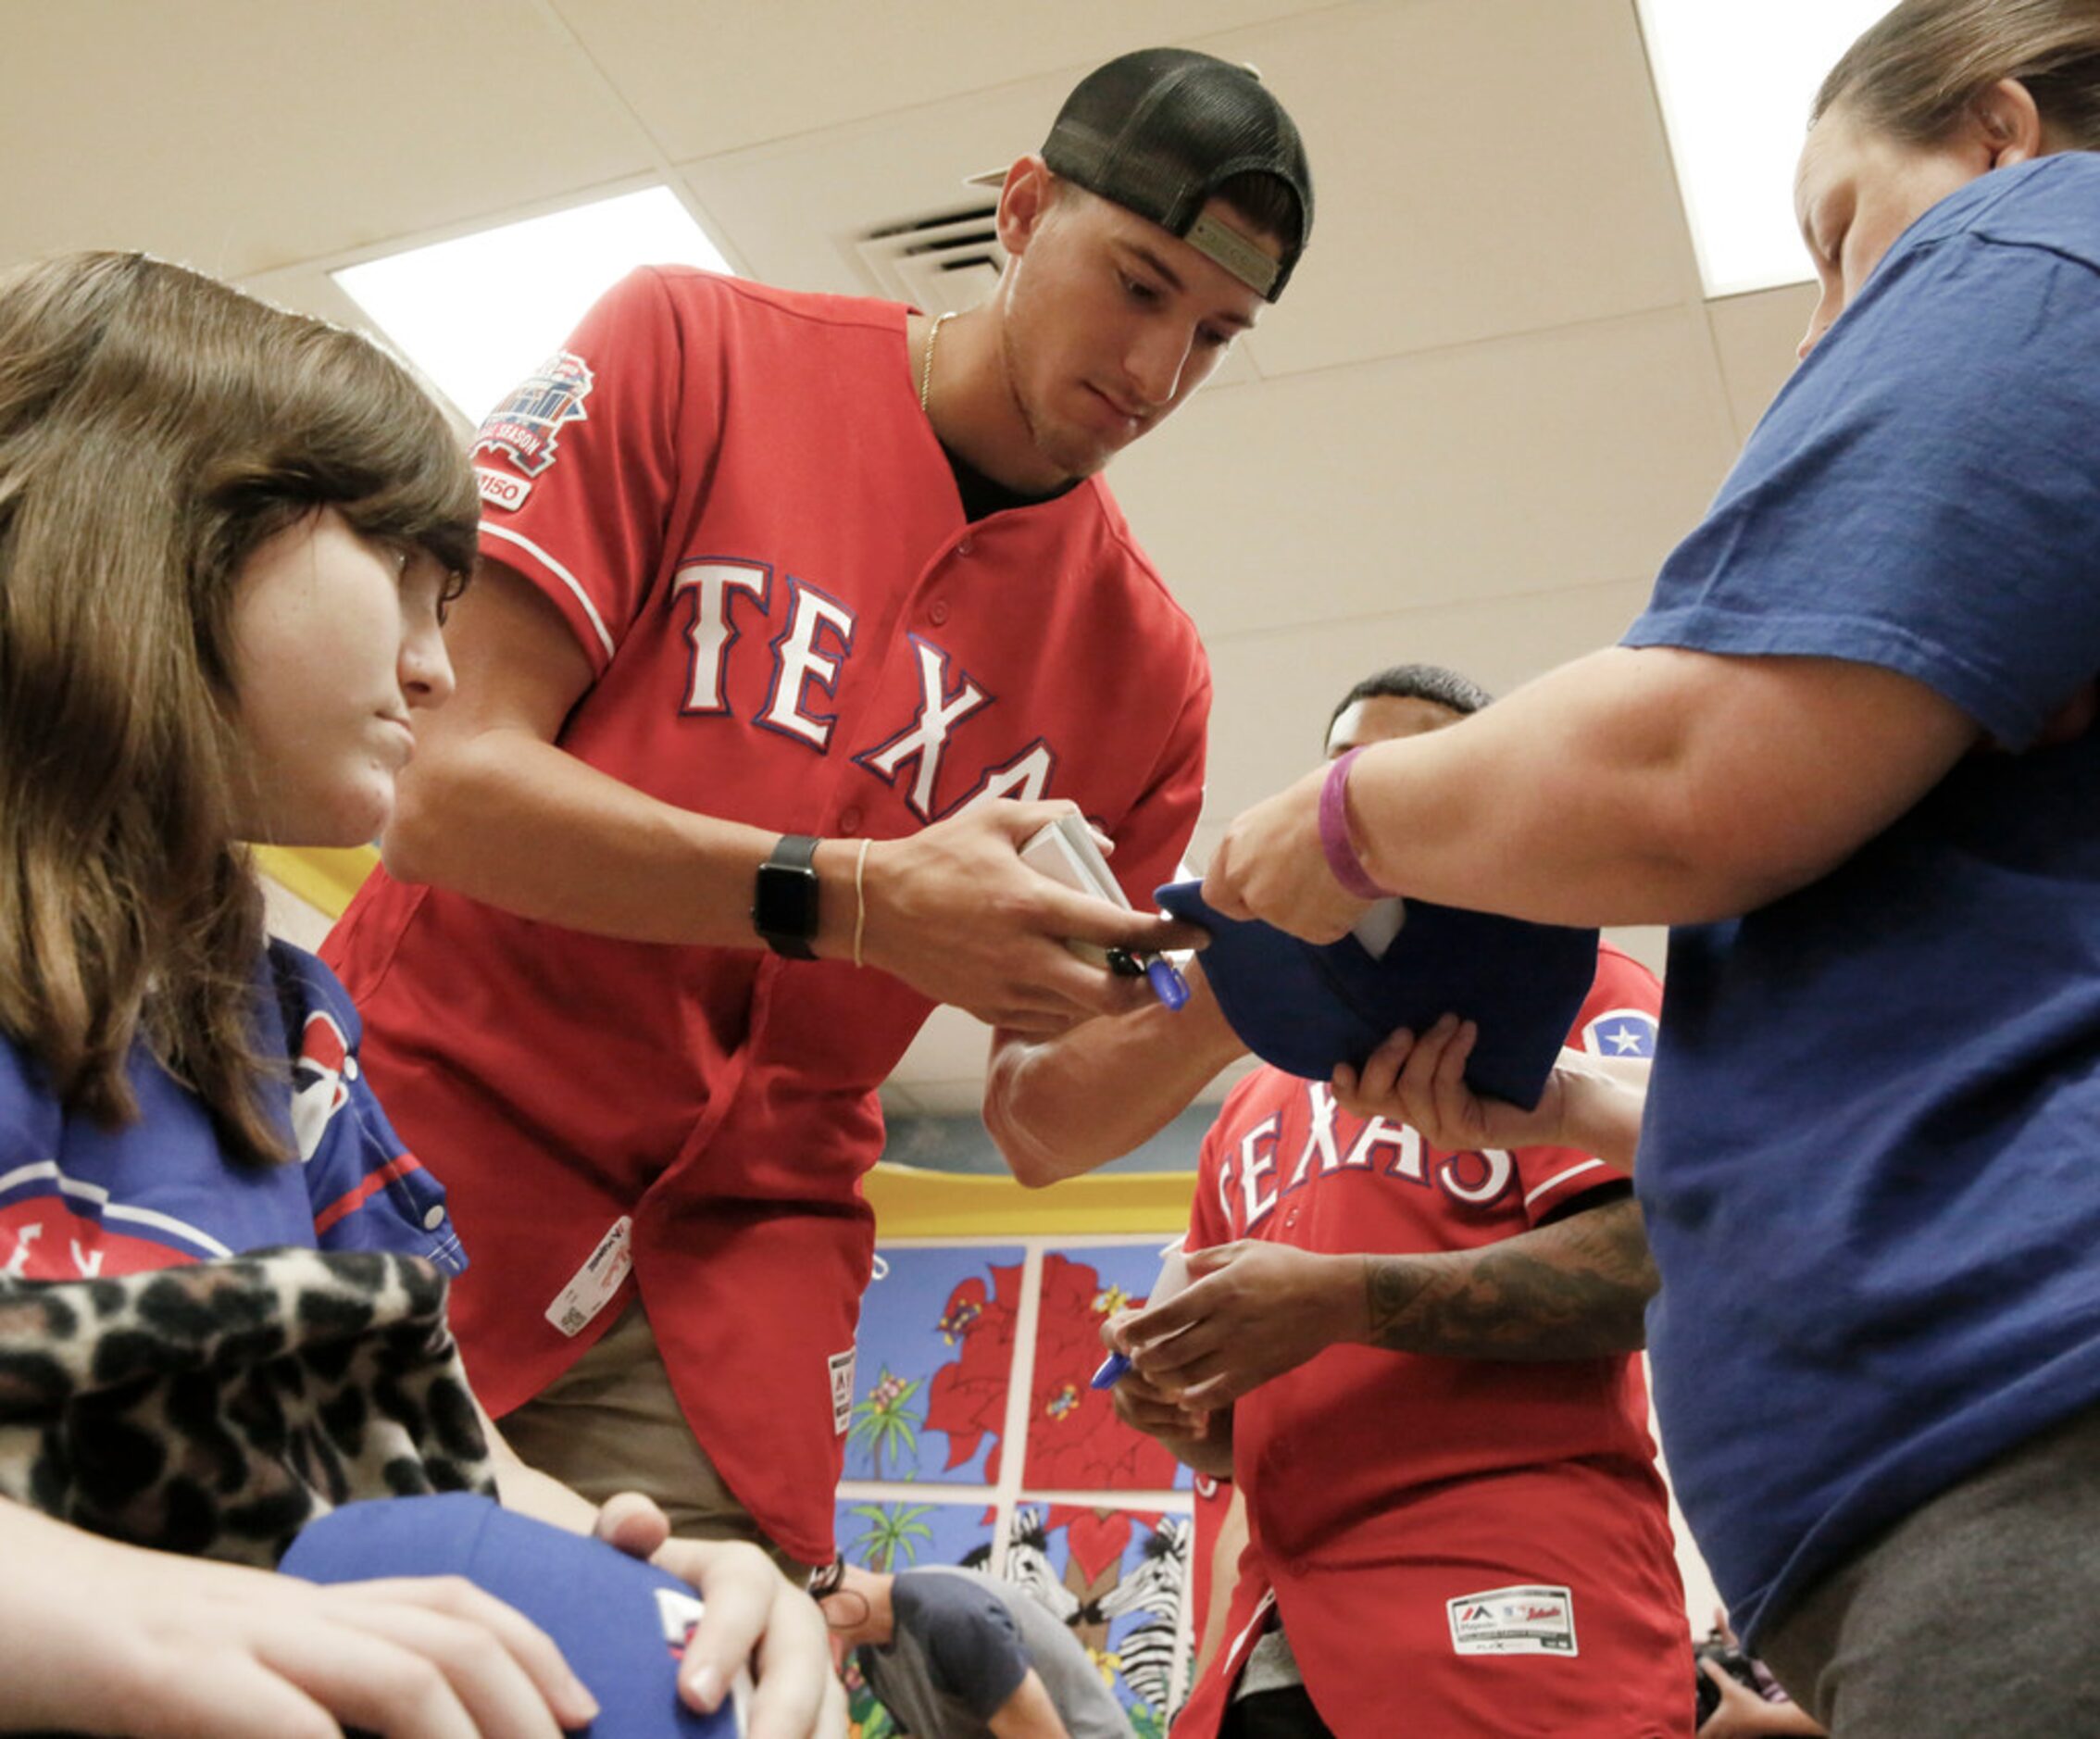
[1582,1007,1656,1058]
[1447,1584,1579,1657]
[290,1009,355,1161]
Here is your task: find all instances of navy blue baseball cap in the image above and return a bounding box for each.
[281,1494,743,1737]
[1156,880,1598,1109]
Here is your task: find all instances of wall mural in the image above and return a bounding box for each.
[835,1239,1197,1738]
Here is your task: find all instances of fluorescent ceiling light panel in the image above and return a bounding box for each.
[333,186,731,424]
[1639,0,1896,296]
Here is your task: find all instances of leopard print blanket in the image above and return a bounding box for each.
[0,1248,495,1568]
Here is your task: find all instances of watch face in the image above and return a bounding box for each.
[754,837,821,957]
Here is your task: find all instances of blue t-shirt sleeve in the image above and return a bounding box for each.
[1627,181,2100,748]
[272,943,467,1274]
[911,1579,1030,1718]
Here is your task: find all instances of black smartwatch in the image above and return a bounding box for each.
[752,833,821,959]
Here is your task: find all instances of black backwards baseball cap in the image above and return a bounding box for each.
[281,1494,745,1736]
[1156,879,1599,1110]
[987,47,1314,301]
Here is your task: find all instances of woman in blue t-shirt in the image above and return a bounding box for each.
[0,252,838,1739]
[1200,3,2100,1734]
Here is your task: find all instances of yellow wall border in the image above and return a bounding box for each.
[256,843,376,919]
[862,1162,1194,1237]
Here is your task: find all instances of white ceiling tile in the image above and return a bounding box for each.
[672,71,1097,297]
[1190,575,1659,839]
[557,0,1336,164]
[0,1,654,277]
[1231,0,1703,373]
[1707,281,1817,444]
[1109,307,1740,642]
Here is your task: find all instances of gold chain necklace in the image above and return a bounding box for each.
[918,310,954,415]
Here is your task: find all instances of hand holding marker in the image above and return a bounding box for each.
[1093,1237,1192,1389]
[1019,813,1191,1010]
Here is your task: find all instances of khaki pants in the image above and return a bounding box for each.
[497,1298,817,1579]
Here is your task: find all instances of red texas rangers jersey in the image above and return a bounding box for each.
[1172,944,1690,1739]
[0,943,461,1282]
[325,267,1210,1567]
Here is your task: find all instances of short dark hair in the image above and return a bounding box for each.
[1215,169,1306,258]
[1325,663,1494,745]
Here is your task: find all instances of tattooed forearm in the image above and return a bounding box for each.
[1360,1196,1657,1359]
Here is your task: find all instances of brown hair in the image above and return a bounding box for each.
[1815,0,2100,146]
[0,251,475,1163]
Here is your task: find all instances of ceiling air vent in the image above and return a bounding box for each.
[854,203,1004,314]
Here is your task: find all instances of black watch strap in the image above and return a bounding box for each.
[752,833,822,959]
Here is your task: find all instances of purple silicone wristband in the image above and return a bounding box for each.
[1319,746,1393,900]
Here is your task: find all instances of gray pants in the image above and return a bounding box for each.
[1757,1401,2100,1737]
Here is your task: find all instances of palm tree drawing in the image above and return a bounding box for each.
[845,1501,935,1570]
[847,1365,923,1479]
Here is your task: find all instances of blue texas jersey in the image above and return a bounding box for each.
[0,942,463,1280]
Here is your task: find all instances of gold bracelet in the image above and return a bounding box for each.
[852,837,872,969]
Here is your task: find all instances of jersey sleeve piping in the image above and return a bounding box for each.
[480,521,619,669]
[1522,1157,1609,1211]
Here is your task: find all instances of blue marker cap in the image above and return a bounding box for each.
[1144,957,1190,1012]
[1090,1350,1131,1389]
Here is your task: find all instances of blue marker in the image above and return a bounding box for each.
[1090,1350,1131,1390]
[1107,947,1190,1012]
[1143,955,1191,1012]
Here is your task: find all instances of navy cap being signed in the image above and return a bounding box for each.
[281,1494,743,1737]
[1156,880,1598,1109]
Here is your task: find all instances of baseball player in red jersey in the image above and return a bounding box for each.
[322,50,1313,1572]
[1044,665,1689,1736]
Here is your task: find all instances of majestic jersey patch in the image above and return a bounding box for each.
[1582,1008,1656,1057]
[1447,1584,1579,1657]
[473,351,594,478]
[830,1346,856,1435]
[545,1216,633,1337]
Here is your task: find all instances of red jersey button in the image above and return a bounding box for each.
[838,807,864,834]
[929,598,951,625]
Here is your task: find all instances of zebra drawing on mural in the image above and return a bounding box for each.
[1099,1519,1190,1719]
[989,1508,1192,1729]
[994,1506,1082,1622]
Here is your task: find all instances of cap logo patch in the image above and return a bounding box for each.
[1186,210,1278,297]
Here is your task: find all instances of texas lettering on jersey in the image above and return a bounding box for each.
[669,559,1055,822]
[1212,1078,1533,1239]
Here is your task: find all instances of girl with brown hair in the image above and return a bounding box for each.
[0,252,837,1738]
